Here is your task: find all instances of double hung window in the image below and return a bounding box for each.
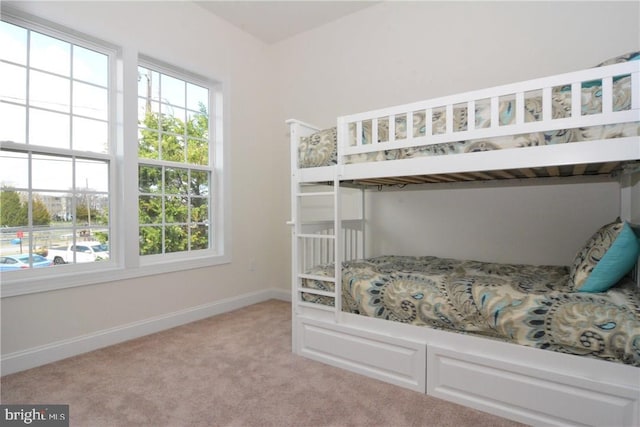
[137,62,214,258]
[0,18,113,273]
[0,12,228,296]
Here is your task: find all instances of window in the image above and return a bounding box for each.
[137,61,215,258]
[0,11,229,297]
[0,18,114,274]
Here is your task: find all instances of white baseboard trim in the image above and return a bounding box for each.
[1,288,290,376]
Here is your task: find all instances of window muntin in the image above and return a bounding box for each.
[0,19,112,271]
[137,64,213,258]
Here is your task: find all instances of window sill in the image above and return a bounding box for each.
[0,254,232,298]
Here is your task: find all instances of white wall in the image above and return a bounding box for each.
[0,1,289,360]
[365,179,619,265]
[273,1,639,265]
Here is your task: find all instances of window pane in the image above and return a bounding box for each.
[0,62,26,104]
[75,192,109,228]
[29,108,70,148]
[0,21,27,64]
[164,168,188,194]
[92,195,109,226]
[32,227,56,260]
[31,191,53,226]
[160,104,185,133]
[32,154,72,191]
[45,193,73,222]
[161,134,185,163]
[137,67,160,101]
[0,150,28,189]
[190,197,208,223]
[139,226,162,255]
[73,45,108,87]
[73,81,107,120]
[0,103,26,143]
[165,225,187,253]
[139,195,162,224]
[76,159,109,192]
[138,98,160,130]
[0,186,28,228]
[30,70,70,113]
[165,196,187,223]
[187,110,209,140]
[138,165,162,193]
[187,138,208,165]
[190,224,208,250]
[30,31,70,76]
[161,74,185,108]
[138,129,159,160]
[186,83,208,112]
[190,171,209,196]
[72,117,108,153]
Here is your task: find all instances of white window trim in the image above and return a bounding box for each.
[0,10,231,298]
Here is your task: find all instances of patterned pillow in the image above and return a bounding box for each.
[570,219,640,292]
[298,127,337,168]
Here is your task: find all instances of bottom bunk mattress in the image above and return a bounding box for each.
[301,255,640,366]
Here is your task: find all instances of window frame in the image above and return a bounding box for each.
[0,10,231,298]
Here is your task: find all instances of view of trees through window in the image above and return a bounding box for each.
[137,66,212,256]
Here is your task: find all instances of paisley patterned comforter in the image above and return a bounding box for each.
[299,52,639,168]
[301,255,640,366]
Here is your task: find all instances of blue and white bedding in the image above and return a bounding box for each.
[302,255,640,366]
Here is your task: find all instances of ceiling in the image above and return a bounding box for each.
[194,1,379,44]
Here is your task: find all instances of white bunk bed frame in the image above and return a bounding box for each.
[288,60,640,426]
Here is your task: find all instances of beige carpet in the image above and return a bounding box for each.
[1,300,525,426]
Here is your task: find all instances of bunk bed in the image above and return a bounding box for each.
[287,52,640,426]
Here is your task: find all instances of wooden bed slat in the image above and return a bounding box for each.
[518,168,537,178]
[572,164,588,175]
[351,160,627,187]
[598,162,619,174]
[546,166,560,177]
[468,171,496,180]
[491,170,517,179]
[444,173,476,181]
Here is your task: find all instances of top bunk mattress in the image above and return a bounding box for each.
[298,51,639,170]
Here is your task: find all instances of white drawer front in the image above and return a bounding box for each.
[427,345,639,426]
[297,317,426,392]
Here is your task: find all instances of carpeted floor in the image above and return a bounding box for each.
[1,299,526,426]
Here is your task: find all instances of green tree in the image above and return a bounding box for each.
[0,187,24,227]
[76,202,89,223]
[138,103,210,255]
[32,197,51,226]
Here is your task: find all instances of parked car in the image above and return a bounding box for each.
[0,254,53,271]
[46,241,109,264]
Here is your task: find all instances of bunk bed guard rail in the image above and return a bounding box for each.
[337,61,639,161]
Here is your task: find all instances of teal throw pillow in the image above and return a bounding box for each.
[570,219,640,293]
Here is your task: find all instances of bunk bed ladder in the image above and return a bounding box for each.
[291,178,342,318]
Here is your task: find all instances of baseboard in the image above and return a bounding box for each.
[1,287,290,376]
[267,287,291,302]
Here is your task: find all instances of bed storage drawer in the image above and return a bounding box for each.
[427,345,640,426]
[296,317,426,392]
